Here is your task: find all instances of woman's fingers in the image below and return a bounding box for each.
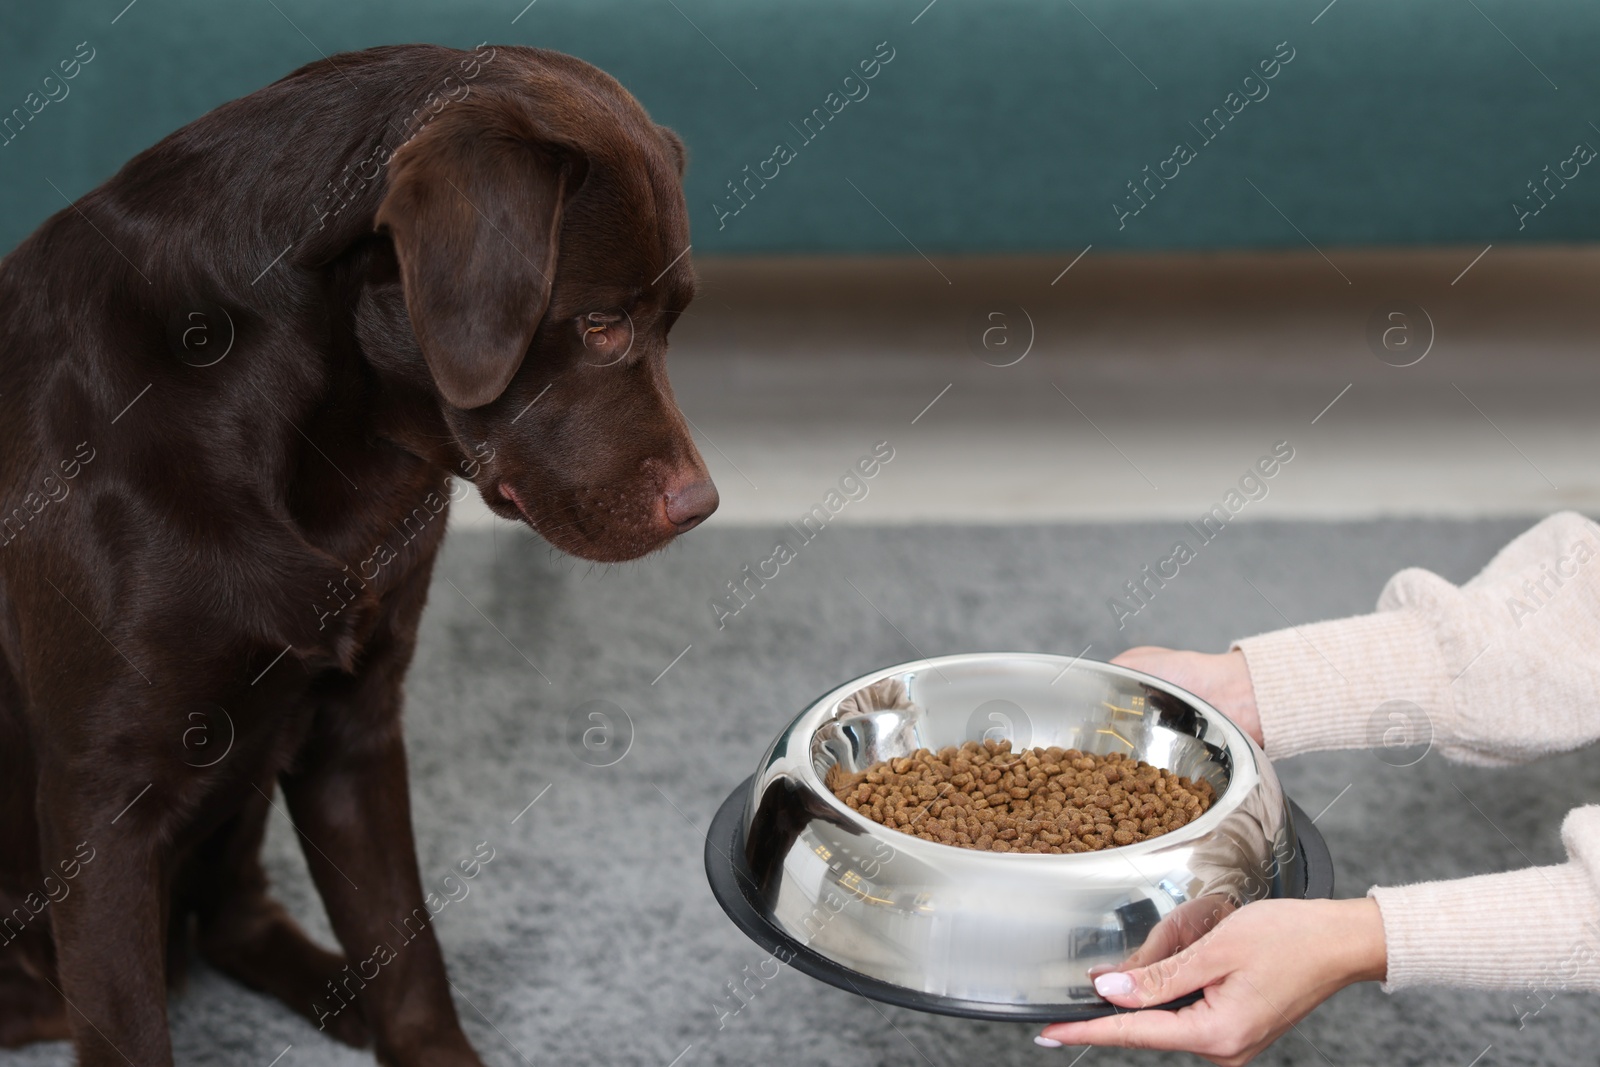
[1040,993,1271,1067]
[1109,646,1264,747]
[1039,907,1236,1054]
[1093,928,1232,1011]
[1119,895,1236,971]
[1038,998,1221,1052]
[1109,646,1169,669]
[1037,900,1386,1065]
[1115,915,1191,973]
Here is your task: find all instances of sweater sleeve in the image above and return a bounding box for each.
[1229,512,1600,991]
[1232,511,1600,765]
[1366,806,1600,991]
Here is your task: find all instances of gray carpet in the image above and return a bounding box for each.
[8,518,1597,1067]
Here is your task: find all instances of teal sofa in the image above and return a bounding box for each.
[3,0,1598,255]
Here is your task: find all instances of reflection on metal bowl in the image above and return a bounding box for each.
[705,652,1333,1021]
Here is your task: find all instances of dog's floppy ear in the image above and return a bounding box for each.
[657,125,688,177]
[376,122,580,409]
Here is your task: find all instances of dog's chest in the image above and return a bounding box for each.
[304,451,457,613]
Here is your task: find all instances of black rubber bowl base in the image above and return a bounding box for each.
[704,775,1334,1023]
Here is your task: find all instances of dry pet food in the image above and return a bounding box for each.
[826,739,1216,854]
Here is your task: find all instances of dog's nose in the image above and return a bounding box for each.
[663,478,718,532]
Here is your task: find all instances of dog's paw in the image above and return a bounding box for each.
[374,1032,486,1067]
[315,994,372,1050]
[198,896,373,1049]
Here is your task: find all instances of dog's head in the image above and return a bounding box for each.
[368,48,715,563]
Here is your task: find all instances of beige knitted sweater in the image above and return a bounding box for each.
[1233,511,1600,993]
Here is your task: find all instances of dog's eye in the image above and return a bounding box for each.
[577,310,633,364]
[580,311,622,338]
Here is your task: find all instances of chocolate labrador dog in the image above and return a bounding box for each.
[0,42,715,1066]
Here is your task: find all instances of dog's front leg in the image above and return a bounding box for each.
[281,719,482,1067]
[37,776,174,1067]
[280,601,483,1067]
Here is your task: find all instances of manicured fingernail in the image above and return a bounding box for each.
[1094,971,1134,996]
[1033,1036,1063,1048]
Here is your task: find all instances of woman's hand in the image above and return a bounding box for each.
[1111,647,1263,748]
[1035,898,1387,1066]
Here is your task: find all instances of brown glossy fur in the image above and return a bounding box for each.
[0,43,713,1066]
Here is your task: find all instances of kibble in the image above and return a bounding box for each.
[825,739,1216,854]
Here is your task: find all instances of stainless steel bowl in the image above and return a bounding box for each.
[705,652,1332,1020]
